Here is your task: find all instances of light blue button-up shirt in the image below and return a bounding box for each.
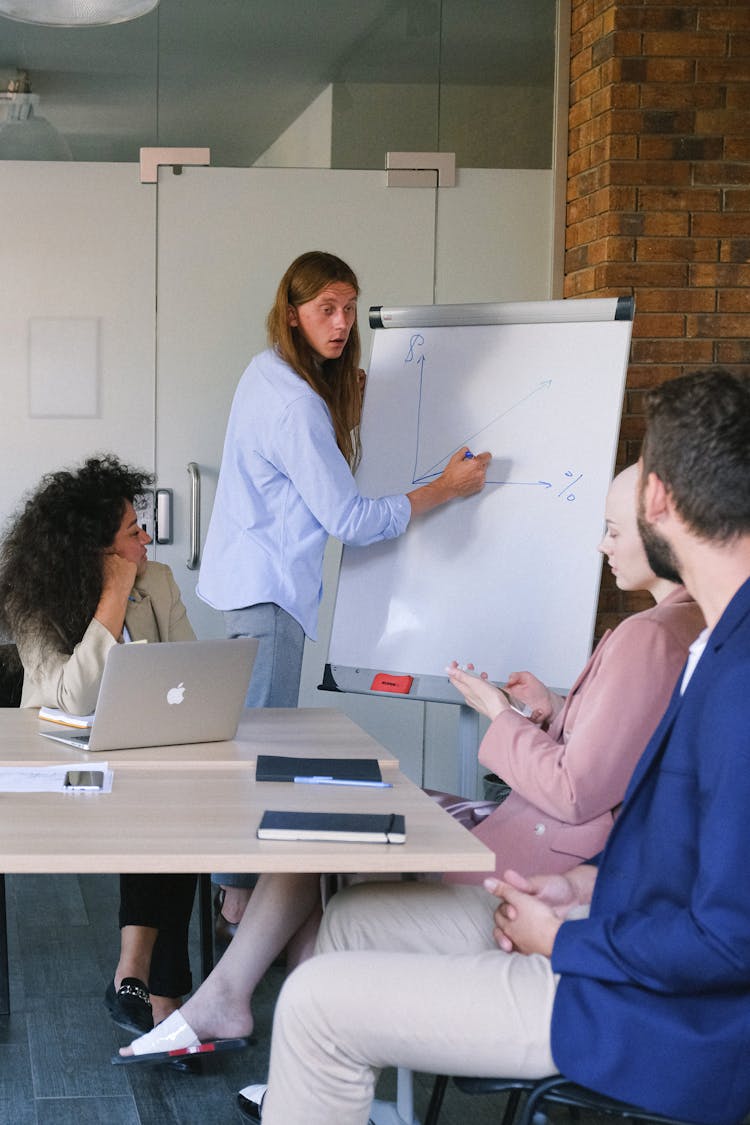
[197,348,411,639]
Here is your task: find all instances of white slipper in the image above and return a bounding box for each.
[112,1009,251,1067]
[131,1010,199,1056]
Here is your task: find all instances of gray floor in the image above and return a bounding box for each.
[0,873,517,1125]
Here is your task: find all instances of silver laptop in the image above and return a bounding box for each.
[39,638,258,752]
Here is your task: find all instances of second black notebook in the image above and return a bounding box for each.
[255,754,383,784]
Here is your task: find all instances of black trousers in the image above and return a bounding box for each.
[118,873,197,998]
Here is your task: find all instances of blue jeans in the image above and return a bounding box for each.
[214,602,305,886]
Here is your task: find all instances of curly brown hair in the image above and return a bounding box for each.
[0,455,153,656]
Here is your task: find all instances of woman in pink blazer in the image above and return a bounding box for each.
[446,463,705,882]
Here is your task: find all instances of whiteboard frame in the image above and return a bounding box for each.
[324,296,634,705]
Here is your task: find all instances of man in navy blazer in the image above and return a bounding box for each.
[241,368,750,1125]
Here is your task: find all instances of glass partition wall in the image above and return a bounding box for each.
[0,0,556,169]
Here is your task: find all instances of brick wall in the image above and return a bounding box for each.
[566,0,750,632]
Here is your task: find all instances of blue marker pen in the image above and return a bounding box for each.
[463,450,474,460]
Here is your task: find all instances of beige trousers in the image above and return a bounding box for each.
[261,880,558,1125]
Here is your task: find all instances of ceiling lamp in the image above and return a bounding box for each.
[0,71,72,159]
[0,0,159,27]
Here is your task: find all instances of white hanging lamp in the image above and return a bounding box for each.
[0,0,159,27]
[0,71,72,159]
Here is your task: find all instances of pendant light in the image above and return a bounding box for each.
[0,0,159,27]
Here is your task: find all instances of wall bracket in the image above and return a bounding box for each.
[139,147,211,184]
[385,151,456,188]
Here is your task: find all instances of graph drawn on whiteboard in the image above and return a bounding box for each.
[328,311,632,698]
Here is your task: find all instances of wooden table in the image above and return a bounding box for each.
[0,707,493,1012]
[0,706,400,769]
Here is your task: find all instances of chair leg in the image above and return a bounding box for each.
[0,874,8,1015]
[516,1076,570,1125]
[423,1075,449,1125]
[502,1087,526,1125]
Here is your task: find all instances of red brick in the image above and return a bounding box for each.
[632,312,686,336]
[592,185,638,213]
[591,85,640,115]
[697,59,750,83]
[618,413,650,440]
[638,83,724,110]
[718,289,750,313]
[693,161,750,185]
[636,236,719,261]
[597,261,689,287]
[636,288,717,313]
[691,212,750,237]
[567,195,595,226]
[570,44,595,81]
[616,7,697,32]
[641,211,690,236]
[567,214,600,247]
[716,341,750,364]
[642,31,728,57]
[571,0,597,37]
[638,135,723,160]
[588,236,636,263]
[643,58,697,82]
[567,166,604,199]
[610,159,694,186]
[631,338,714,363]
[724,187,750,210]
[572,68,604,101]
[726,85,750,109]
[598,211,647,237]
[720,238,750,262]
[724,138,750,160]
[625,364,683,389]
[637,187,721,210]
[699,9,750,32]
[695,108,750,134]
[564,267,599,296]
[688,313,750,338]
[690,262,750,286]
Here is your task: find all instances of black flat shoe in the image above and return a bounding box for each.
[237,1084,265,1122]
[105,977,153,1036]
[214,888,239,947]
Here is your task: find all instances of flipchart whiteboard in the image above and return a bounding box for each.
[326,298,633,702]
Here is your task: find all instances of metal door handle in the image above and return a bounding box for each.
[187,462,201,570]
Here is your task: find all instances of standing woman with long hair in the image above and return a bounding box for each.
[198,251,490,929]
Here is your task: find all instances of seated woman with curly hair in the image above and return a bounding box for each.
[0,455,198,1054]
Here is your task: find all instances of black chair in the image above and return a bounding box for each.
[0,643,22,1017]
[424,1073,700,1125]
[0,643,23,708]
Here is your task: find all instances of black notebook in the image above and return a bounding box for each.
[256,810,406,844]
[255,754,384,784]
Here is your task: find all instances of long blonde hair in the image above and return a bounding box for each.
[267,251,362,470]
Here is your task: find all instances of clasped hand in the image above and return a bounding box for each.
[484,870,575,956]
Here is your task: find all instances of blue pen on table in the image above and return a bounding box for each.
[293,775,393,789]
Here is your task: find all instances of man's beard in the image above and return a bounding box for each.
[637,514,682,584]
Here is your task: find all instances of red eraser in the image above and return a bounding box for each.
[371,672,414,694]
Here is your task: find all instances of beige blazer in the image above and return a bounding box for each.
[19,561,195,713]
[445,587,704,884]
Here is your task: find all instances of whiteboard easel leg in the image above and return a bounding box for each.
[457,704,479,797]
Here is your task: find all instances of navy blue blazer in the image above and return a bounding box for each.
[550,576,750,1125]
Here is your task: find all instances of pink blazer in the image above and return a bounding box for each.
[445,587,704,884]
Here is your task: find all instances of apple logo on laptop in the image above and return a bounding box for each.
[167,682,186,706]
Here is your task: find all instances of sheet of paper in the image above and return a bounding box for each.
[0,762,113,793]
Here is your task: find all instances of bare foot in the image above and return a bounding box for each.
[119,981,253,1056]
